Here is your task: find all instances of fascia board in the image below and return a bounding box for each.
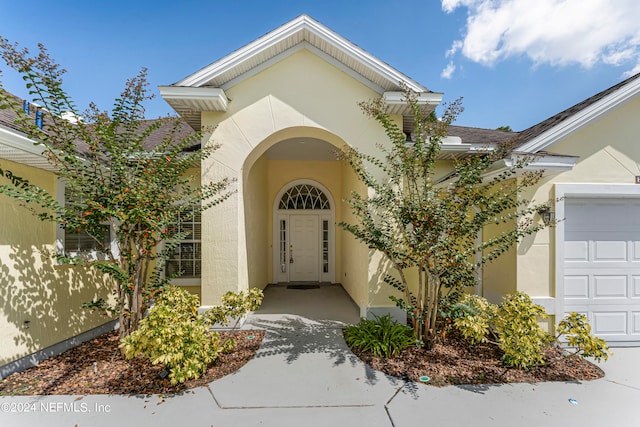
[444,144,496,153]
[0,125,46,156]
[299,19,427,93]
[435,154,576,187]
[0,125,59,171]
[503,154,578,171]
[479,154,577,182]
[176,16,311,87]
[383,91,443,106]
[519,77,640,153]
[158,86,228,111]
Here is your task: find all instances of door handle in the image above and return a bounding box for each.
[289,245,294,263]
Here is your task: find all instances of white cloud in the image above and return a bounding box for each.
[441,61,456,79]
[446,40,463,58]
[623,63,640,78]
[442,0,640,76]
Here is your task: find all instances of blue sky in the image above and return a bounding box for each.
[1,0,639,131]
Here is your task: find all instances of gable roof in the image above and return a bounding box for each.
[160,15,442,129]
[516,72,640,153]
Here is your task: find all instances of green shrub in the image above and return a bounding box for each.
[344,314,416,358]
[556,312,612,362]
[120,286,263,385]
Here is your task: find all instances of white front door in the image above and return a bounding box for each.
[290,214,320,282]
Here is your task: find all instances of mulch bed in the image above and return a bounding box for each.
[1,328,605,395]
[0,330,264,395]
[351,332,605,387]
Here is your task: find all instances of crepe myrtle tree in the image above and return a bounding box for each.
[0,39,232,338]
[340,87,549,349]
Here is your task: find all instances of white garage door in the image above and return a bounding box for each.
[563,198,640,344]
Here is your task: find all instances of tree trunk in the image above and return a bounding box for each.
[421,271,441,350]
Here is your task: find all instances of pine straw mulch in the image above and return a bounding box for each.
[0,330,264,396]
[350,331,605,387]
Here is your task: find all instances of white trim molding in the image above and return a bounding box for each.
[519,76,640,153]
[383,91,443,115]
[158,86,228,112]
[0,124,54,171]
[478,154,578,183]
[174,14,428,93]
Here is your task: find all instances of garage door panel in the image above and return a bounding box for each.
[565,241,589,262]
[633,242,640,261]
[634,313,640,335]
[634,277,640,297]
[564,275,589,298]
[592,311,628,335]
[593,276,628,298]
[594,241,627,261]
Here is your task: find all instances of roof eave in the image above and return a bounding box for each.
[518,75,640,153]
[383,91,443,115]
[483,154,578,180]
[158,86,228,129]
[0,125,56,171]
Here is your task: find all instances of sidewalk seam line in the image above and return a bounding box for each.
[605,380,640,391]
[215,404,377,409]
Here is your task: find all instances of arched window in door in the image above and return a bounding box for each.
[278,184,330,210]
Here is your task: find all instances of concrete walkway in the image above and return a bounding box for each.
[2,284,639,426]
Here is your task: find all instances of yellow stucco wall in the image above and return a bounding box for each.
[339,164,370,311]
[200,48,397,306]
[0,159,114,366]
[515,95,640,304]
[482,217,518,303]
[245,155,269,290]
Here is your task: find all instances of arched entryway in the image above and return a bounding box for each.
[273,179,335,283]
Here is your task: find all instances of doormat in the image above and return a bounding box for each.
[287,284,321,290]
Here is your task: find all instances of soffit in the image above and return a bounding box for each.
[0,125,55,171]
[265,138,339,161]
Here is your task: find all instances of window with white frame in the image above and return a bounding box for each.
[165,206,201,284]
[56,180,115,260]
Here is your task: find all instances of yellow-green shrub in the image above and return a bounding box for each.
[120,286,263,385]
[206,288,264,329]
[493,293,550,369]
[452,294,496,344]
[557,312,612,362]
[452,292,610,370]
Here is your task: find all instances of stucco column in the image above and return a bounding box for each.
[201,162,247,306]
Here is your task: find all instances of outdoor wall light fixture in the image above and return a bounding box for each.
[404,132,413,144]
[538,206,555,226]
